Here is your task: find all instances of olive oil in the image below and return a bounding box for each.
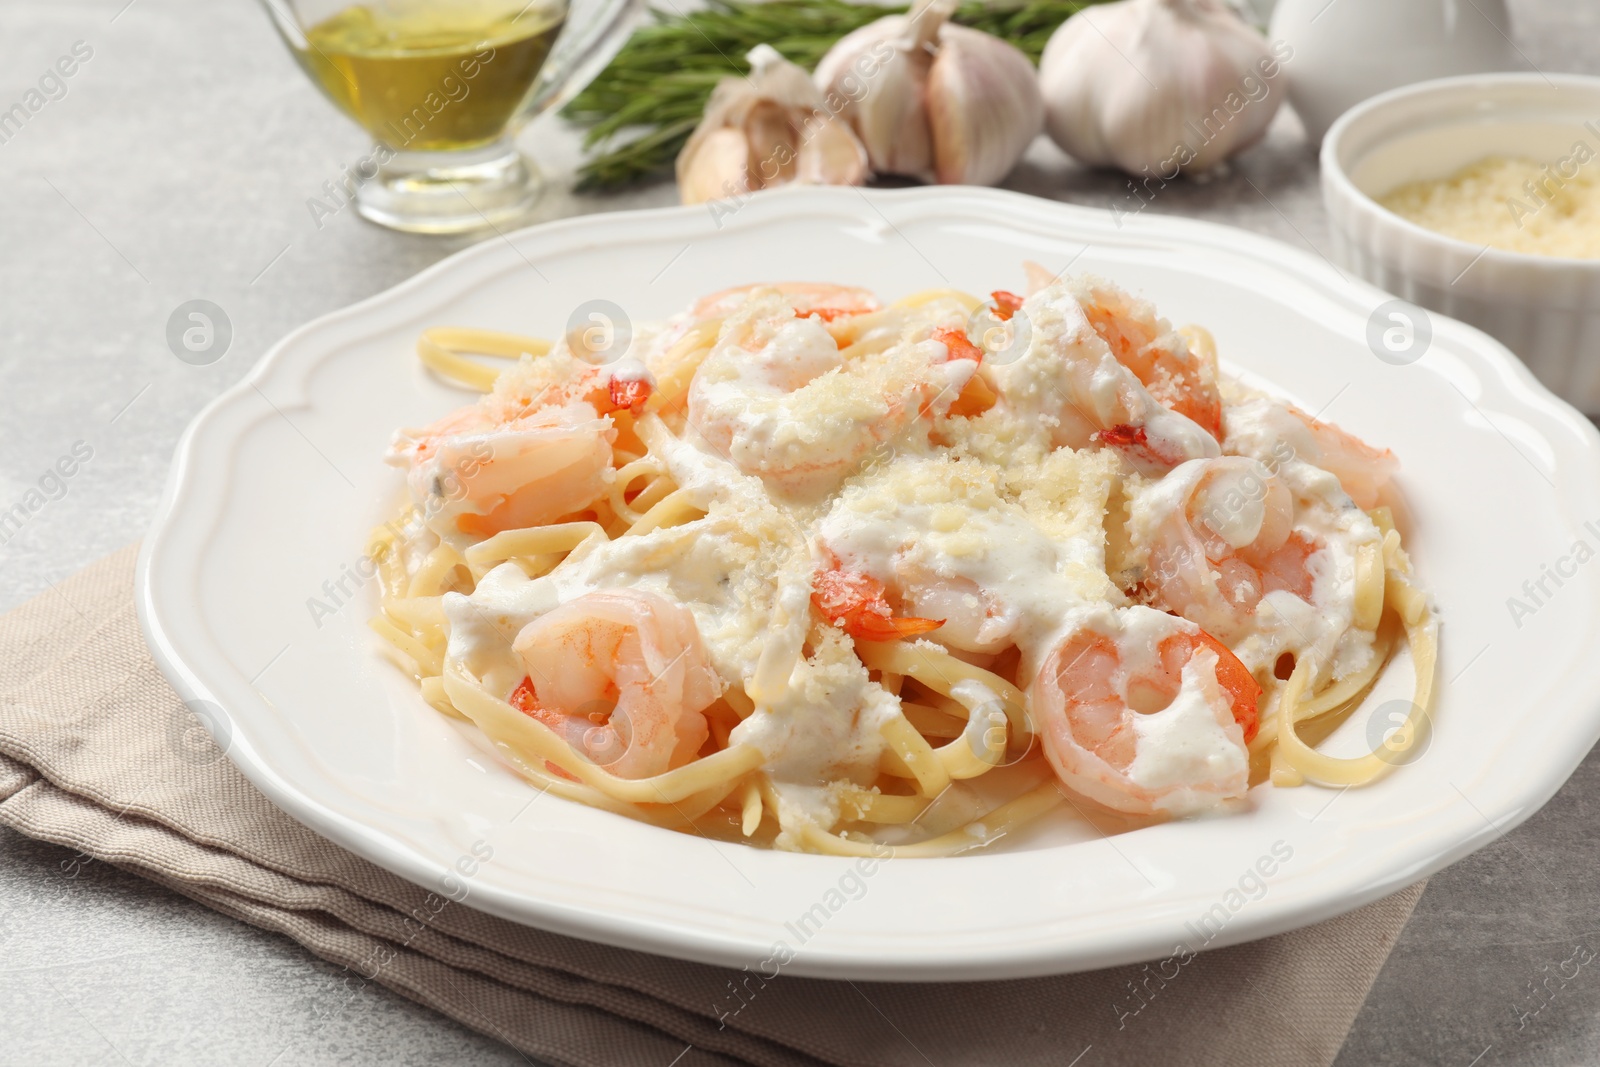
[292,2,565,152]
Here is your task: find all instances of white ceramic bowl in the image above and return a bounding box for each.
[1322,73,1600,412]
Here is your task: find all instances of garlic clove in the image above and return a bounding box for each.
[676,65,761,205]
[814,0,955,180]
[677,126,751,205]
[926,24,1043,186]
[1038,21,1114,167]
[741,43,826,116]
[1040,0,1285,178]
[1177,1,1282,169]
[796,116,871,187]
[814,0,1042,188]
[851,26,934,179]
[812,15,909,107]
[744,99,800,189]
[675,43,870,204]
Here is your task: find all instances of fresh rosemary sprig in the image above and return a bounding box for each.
[562,0,1108,189]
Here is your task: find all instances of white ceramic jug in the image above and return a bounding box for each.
[1269,0,1518,144]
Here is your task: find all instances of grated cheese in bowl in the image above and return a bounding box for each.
[1378,153,1600,260]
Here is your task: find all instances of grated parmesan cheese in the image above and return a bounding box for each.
[1379,153,1600,259]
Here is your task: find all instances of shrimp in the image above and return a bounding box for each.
[1015,265,1218,431]
[388,356,652,541]
[1077,279,1223,440]
[1126,454,1387,692]
[811,560,945,642]
[388,402,614,541]
[983,278,1220,475]
[1129,457,1315,643]
[687,294,977,497]
[691,282,880,323]
[1224,396,1397,510]
[890,566,1015,654]
[509,590,720,779]
[812,557,1015,653]
[990,290,1025,320]
[812,453,1056,656]
[1032,607,1259,817]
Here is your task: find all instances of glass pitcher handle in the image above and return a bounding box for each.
[521,0,645,120]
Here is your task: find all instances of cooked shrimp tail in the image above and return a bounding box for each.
[1032,608,1257,816]
[812,563,945,642]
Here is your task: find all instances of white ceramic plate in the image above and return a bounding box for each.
[138,186,1600,980]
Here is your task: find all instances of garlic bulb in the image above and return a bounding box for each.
[676,45,869,206]
[814,0,1043,186]
[1039,0,1288,176]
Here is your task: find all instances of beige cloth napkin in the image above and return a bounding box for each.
[0,545,1423,1067]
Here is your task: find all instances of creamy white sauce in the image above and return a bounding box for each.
[984,280,1220,467]
[686,298,943,499]
[608,357,654,384]
[1122,450,1381,684]
[816,452,1107,670]
[1124,650,1250,816]
[687,321,977,501]
[401,277,1401,830]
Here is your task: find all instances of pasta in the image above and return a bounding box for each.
[369,275,1437,856]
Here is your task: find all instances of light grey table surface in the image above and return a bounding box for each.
[2,1,1597,1064]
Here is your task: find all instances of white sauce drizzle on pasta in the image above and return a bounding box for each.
[371,277,1439,854]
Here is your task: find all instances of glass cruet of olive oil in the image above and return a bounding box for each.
[259,0,640,233]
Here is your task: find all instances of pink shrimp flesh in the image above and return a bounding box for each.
[1032,609,1259,817]
[510,590,720,779]
[1135,456,1319,643]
